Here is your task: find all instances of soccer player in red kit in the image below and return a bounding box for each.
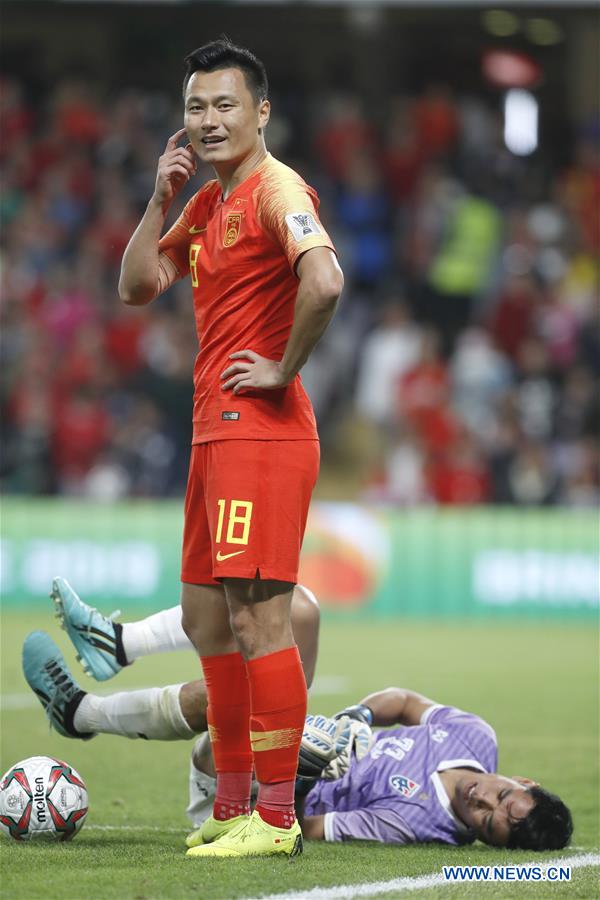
[118,39,343,859]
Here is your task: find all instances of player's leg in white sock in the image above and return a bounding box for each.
[119,585,318,667]
[178,680,208,733]
[120,605,192,663]
[73,684,197,740]
[187,735,217,826]
[186,732,259,827]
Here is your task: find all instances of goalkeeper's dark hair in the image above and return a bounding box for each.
[183,38,268,104]
[507,787,573,851]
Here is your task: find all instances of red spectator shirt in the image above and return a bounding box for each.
[159,153,335,444]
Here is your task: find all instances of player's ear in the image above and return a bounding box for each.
[511,776,539,787]
[185,143,198,164]
[258,99,270,132]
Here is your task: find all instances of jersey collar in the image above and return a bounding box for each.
[219,152,271,205]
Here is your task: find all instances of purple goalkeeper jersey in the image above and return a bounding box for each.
[304,705,498,845]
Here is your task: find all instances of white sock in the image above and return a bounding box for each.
[187,761,216,827]
[74,684,196,740]
[121,606,192,662]
[186,759,259,827]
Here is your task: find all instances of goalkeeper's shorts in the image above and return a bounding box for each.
[181,439,320,585]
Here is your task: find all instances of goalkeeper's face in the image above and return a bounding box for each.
[184,68,270,169]
[453,773,536,846]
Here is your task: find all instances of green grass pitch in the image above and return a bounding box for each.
[1,610,598,898]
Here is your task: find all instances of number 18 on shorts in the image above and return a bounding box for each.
[181,439,319,585]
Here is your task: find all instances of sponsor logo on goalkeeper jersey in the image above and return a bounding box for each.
[389,774,421,798]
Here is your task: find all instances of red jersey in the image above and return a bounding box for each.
[159,153,335,444]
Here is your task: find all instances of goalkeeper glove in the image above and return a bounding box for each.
[322,718,374,780]
[321,703,375,781]
[297,714,353,778]
[295,714,353,795]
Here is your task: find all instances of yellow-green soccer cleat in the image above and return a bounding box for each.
[186,810,303,859]
[185,814,248,849]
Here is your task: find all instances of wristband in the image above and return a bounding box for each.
[333,704,373,727]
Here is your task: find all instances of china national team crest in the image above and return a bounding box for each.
[389,774,421,798]
[224,213,242,247]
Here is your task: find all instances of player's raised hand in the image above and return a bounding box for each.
[153,128,197,207]
[221,349,289,394]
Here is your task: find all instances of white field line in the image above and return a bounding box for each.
[85,824,187,833]
[1,676,348,712]
[252,852,600,900]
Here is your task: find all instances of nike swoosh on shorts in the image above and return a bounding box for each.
[216,550,246,562]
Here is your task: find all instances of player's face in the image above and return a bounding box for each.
[184,68,270,168]
[453,773,537,846]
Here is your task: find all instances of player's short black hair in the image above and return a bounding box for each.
[507,787,573,851]
[183,38,268,104]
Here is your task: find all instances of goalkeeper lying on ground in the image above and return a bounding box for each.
[23,579,572,852]
[296,690,572,852]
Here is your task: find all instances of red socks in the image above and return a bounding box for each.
[247,646,307,829]
[200,652,253,821]
[201,646,307,829]
[212,771,252,822]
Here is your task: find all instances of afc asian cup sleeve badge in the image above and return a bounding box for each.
[389,774,421,798]
[285,212,321,242]
[223,213,243,247]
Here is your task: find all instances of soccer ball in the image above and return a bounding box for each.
[0,756,88,841]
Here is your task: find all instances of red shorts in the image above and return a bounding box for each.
[181,439,320,585]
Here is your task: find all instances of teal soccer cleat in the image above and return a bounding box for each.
[22,631,94,740]
[50,576,127,682]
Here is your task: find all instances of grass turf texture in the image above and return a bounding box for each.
[1,611,598,899]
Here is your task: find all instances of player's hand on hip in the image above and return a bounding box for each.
[152,128,197,207]
[221,350,288,394]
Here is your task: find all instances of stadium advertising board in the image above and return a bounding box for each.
[1,500,597,618]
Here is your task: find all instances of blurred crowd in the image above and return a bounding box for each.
[1,75,598,505]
